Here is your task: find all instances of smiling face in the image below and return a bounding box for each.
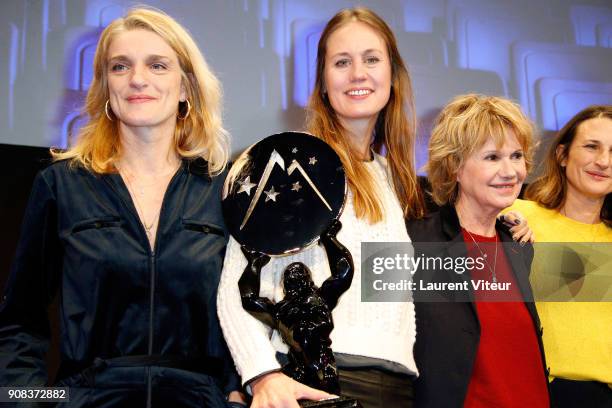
[106,29,185,130]
[323,21,392,130]
[561,117,612,202]
[456,131,527,217]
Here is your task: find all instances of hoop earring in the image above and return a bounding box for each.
[178,100,191,120]
[104,100,114,121]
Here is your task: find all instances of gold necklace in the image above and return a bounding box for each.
[465,229,498,283]
[121,171,161,243]
[119,164,179,243]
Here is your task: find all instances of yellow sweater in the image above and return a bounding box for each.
[507,199,612,384]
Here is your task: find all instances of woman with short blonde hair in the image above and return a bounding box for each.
[426,93,535,206]
[407,94,549,407]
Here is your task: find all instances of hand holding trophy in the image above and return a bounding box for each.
[223,132,362,407]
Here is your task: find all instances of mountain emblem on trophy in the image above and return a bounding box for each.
[238,149,333,231]
[222,132,346,256]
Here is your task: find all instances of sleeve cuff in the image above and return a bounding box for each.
[244,368,283,396]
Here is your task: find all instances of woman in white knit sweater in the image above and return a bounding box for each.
[217,7,426,408]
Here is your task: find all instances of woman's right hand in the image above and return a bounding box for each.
[250,372,332,408]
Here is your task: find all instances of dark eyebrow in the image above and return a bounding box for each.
[584,139,601,144]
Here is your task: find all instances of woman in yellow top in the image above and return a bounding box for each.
[508,105,612,407]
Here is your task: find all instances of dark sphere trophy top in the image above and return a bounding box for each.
[223,131,346,255]
[223,132,361,407]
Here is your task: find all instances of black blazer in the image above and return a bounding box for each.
[406,205,549,408]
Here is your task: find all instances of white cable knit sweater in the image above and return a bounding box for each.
[217,154,417,384]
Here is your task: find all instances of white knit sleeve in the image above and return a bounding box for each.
[217,236,281,384]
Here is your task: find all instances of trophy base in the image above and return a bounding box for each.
[299,396,362,407]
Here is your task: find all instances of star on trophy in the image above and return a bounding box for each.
[222,132,362,408]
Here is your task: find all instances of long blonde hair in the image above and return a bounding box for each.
[306,7,425,223]
[53,7,229,175]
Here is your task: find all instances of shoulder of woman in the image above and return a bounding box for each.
[372,151,387,164]
[185,157,231,185]
[37,159,88,186]
[406,211,442,240]
[186,157,213,178]
[505,198,538,216]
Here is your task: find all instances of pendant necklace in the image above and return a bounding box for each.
[121,171,161,244]
[465,229,498,283]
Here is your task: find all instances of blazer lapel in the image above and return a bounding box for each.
[440,205,477,310]
[497,223,540,324]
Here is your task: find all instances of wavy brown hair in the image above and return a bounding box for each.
[525,105,612,227]
[306,7,425,223]
[53,7,229,175]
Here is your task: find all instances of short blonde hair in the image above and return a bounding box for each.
[53,7,229,175]
[426,94,535,206]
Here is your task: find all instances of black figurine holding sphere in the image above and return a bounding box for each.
[221,132,362,407]
[238,219,353,396]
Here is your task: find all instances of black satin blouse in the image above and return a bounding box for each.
[0,158,239,406]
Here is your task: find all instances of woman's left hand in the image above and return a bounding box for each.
[498,211,535,244]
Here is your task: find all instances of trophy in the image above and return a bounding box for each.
[222,132,362,407]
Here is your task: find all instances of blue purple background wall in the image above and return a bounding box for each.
[1,0,611,172]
